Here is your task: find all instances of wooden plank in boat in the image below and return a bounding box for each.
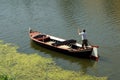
[58,45,70,49]
[45,41,55,45]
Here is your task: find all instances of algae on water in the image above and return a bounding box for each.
[0,41,107,80]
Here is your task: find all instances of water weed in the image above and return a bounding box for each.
[0,41,107,80]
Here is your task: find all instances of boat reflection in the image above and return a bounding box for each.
[30,40,97,73]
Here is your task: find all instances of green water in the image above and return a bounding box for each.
[0,0,120,80]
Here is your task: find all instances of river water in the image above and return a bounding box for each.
[0,0,120,80]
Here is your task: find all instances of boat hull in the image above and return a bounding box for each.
[32,39,92,58]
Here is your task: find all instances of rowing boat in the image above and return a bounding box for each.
[29,28,99,61]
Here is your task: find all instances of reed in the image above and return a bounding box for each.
[0,41,107,80]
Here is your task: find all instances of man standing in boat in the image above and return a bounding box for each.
[78,29,88,49]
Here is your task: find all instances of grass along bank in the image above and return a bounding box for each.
[0,41,107,80]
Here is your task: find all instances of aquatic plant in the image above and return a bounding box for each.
[0,41,107,80]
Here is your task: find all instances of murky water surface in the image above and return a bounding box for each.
[0,0,120,80]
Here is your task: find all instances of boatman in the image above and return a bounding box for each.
[78,29,88,49]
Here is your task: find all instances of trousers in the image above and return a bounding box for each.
[82,39,88,48]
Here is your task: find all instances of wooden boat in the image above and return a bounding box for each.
[29,28,99,61]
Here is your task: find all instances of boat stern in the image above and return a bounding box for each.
[91,46,99,61]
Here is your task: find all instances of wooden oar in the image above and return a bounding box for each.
[77,28,80,34]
